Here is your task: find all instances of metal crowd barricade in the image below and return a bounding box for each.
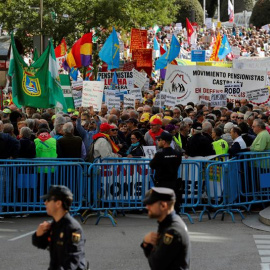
[87,160,154,226]
[204,156,270,222]
[0,162,84,216]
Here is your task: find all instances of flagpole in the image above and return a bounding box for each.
[40,0,43,53]
[203,0,206,25]
[218,0,220,22]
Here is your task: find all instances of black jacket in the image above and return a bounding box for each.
[32,212,86,270]
[19,137,36,158]
[0,133,20,159]
[186,133,215,157]
[150,147,182,183]
[141,212,190,270]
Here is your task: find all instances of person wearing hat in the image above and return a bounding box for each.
[144,118,164,149]
[32,185,87,270]
[89,123,121,160]
[141,187,190,270]
[186,123,215,157]
[149,132,182,213]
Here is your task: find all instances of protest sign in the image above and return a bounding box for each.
[82,81,104,111]
[175,23,182,29]
[246,87,270,105]
[132,68,147,89]
[191,50,206,62]
[105,90,117,103]
[143,146,156,159]
[231,47,241,59]
[72,90,82,108]
[130,28,147,51]
[154,93,167,108]
[107,96,121,111]
[143,78,150,91]
[128,88,142,100]
[97,71,134,90]
[211,93,227,107]
[124,94,136,108]
[71,78,83,90]
[123,61,136,71]
[224,83,244,103]
[132,49,153,77]
[163,65,267,104]
[164,93,178,107]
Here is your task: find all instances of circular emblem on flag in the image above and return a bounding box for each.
[22,69,41,97]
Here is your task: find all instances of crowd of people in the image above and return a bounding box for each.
[1,94,270,160]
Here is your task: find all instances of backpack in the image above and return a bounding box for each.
[85,136,108,162]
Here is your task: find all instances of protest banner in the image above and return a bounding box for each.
[132,68,147,89]
[233,57,270,78]
[211,93,227,107]
[128,88,142,100]
[164,93,178,107]
[224,83,244,103]
[143,78,150,91]
[107,96,121,111]
[97,71,134,90]
[132,49,153,77]
[71,78,83,90]
[123,61,136,71]
[82,81,104,111]
[154,92,167,108]
[124,94,136,108]
[105,90,117,103]
[163,65,267,104]
[130,28,147,52]
[72,90,82,108]
[246,87,270,105]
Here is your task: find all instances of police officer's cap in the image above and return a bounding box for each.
[156,132,173,142]
[143,187,176,205]
[41,185,73,202]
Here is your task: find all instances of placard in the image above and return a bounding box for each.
[107,97,121,111]
[132,49,153,77]
[224,83,244,103]
[164,93,178,107]
[191,50,206,62]
[105,90,117,103]
[71,78,83,90]
[143,146,156,159]
[246,87,270,105]
[128,88,142,100]
[82,81,104,111]
[130,28,147,52]
[124,94,136,108]
[154,93,167,108]
[211,93,227,107]
[72,90,82,108]
[132,68,147,89]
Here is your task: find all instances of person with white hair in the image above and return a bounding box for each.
[18,127,36,158]
[57,122,86,159]
[221,122,236,147]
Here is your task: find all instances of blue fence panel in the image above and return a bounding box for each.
[0,163,84,216]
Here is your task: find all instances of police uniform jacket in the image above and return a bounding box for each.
[141,212,190,270]
[32,212,86,270]
[149,147,182,184]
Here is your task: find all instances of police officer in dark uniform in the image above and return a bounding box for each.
[32,185,87,270]
[141,187,190,270]
[149,132,182,213]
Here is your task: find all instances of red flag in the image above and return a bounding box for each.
[54,39,67,58]
[71,38,82,68]
[186,18,194,44]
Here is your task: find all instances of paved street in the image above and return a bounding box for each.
[0,212,267,270]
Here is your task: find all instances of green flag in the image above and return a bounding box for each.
[8,35,67,112]
[59,74,75,110]
[33,48,39,62]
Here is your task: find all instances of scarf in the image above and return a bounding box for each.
[126,142,140,155]
[149,128,163,146]
[38,132,52,142]
[93,133,120,153]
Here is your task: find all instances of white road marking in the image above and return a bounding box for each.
[254,235,270,270]
[8,230,36,241]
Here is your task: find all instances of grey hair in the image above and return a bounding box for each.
[173,107,181,113]
[253,119,266,129]
[20,127,32,139]
[202,121,212,133]
[63,122,74,134]
[54,116,66,127]
[3,123,14,134]
[25,119,35,130]
[182,117,193,125]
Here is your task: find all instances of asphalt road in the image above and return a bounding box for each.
[0,212,267,270]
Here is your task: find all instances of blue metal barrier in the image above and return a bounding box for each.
[204,156,270,222]
[87,161,153,226]
[0,163,84,216]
